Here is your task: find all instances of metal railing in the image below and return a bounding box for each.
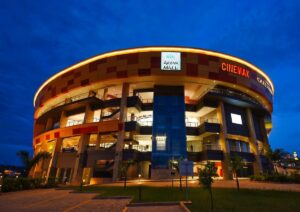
[202,144,222,151]
[200,118,219,124]
[138,121,153,126]
[185,122,200,127]
[66,119,84,127]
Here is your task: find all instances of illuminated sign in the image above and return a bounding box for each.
[257,76,273,94]
[221,62,250,78]
[161,52,181,71]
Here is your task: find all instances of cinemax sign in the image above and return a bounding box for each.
[161,52,181,71]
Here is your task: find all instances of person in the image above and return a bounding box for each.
[63,176,68,184]
[190,144,194,152]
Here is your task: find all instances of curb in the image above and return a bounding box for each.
[123,201,192,212]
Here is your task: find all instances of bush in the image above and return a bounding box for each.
[2,177,51,192]
[289,172,300,183]
[250,172,300,183]
[44,177,59,188]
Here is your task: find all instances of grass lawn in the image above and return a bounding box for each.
[75,185,300,212]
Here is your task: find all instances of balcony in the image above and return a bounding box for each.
[188,144,223,162]
[185,98,218,112]
[85,148,151,166]
[198,119,220,135]
[186,119,220,136]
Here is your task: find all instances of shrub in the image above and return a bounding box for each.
[44,177,59,188]
[289,172,300,183]
[2,177,53,192]
[250,172,300,183]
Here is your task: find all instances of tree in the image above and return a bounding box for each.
[231,155,244,191]
[119,160,135,189]
[17,150,51,177]
[266,148,287,173]
[199,162,218,212]
[169,157,183,190]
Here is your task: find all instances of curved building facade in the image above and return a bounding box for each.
[32,47,274,184]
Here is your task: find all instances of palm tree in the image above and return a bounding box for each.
[231,155,244,191]
[119,159,135,189]
[199,162,218,212]
[17,150,51,177]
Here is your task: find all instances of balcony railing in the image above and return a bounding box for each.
[200,118,219,124]
[62,147,78,152]
[186,122,199,127]
[66,119,84,127]
[202,144,222,151]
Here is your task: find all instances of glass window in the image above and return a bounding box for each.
[62,136,80,152]
[231,113,243,125]
[156,136,166,151]
[66,113,85,126]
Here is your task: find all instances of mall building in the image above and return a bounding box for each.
[31,47,274,184]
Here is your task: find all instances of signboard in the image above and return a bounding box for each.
[179,159,193,176]
[161,52,181,71]
[220,62,250,78]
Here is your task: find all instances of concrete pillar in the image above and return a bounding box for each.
[112,83,129,181]
[259,118,270,154]
[246,108,263,175]
[71,134,90,184]
[216,101,232,180]
[45,138,63,182]
[84,104,94,123]
[45,117,53,131]
[95,134,101,150]
[60,111,68,128]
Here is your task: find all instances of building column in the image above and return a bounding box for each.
[45,117,53,131]
[112,83,129,181]
[45,138,63,182]
[60,111,68,128]
[259,118,270,154]
[84,104,94,123]
[71,134,90,184]
[217,101,232,180]
[246,108,263,175]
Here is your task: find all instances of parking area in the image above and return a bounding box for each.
[0,189,130,212]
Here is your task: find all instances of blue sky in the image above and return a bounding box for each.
[0,0,300,165]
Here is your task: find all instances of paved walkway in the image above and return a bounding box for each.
[0,189,130,212]
[100,178,300,192]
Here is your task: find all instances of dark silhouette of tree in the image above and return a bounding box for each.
[199,162,218,212]
[266,147,287,173]
[17,150,51,177]
[231,155,244,191]
[119,159,135,189]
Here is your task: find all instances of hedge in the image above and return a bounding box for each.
[250,172,300,183]
[1,177,59,192]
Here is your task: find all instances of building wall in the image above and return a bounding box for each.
[32,47,274,183]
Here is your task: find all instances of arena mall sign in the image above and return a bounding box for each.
[161,52,181,71]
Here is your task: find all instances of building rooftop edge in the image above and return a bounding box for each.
[33,46,274,106]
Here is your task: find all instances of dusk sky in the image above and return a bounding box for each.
[1,0,300,165]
